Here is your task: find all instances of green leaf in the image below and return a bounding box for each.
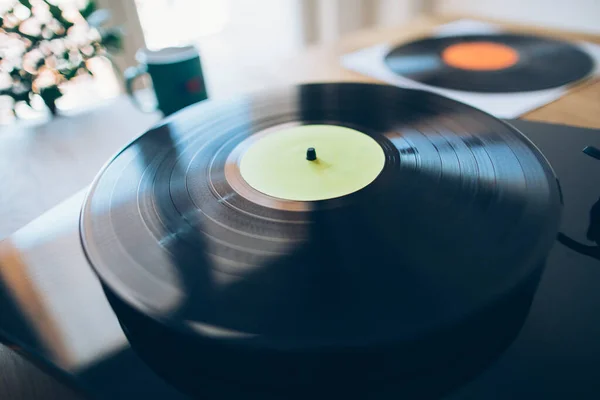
[81,63,94,76]
[60,67,79,80]
[19,0,33,9]
[4,25,19,34]
[35,58,45,70]
[40,85,62,109]
[3,86,31,103]
[99,26,123,52]
[47,3,63,21]
[79,1,97,19]
[21,74,34,86]
[62,19,74,30]
[1,91,16,101]
[12,90,30,103]
[43,1,75,30]
[19,29,42,43]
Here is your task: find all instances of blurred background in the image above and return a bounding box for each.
[1,0,599,121]
[1,2,600,400]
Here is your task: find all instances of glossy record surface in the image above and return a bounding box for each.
[384,34,595,92]
[81,83,562,350]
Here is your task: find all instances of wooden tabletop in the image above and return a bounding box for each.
[1,14,599,400]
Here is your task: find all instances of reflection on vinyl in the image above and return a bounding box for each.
[80,83,562,397]
[384,34,595,92]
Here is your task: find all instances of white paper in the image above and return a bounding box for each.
[341,19,600,118]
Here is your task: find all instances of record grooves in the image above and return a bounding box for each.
[384,34,595,92]
[81,83,562,397]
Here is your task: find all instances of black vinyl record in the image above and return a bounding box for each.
[81,83,562,397]
[384,34,595,93]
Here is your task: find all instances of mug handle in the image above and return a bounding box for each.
[124,64,157,113]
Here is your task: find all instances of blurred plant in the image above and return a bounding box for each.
[0,0,122,116]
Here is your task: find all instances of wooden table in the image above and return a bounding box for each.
[1,15,599,400]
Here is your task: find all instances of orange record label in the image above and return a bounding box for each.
[441,42,519,71]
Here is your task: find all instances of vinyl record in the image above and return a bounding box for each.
[81,83,562,397]
[384,34,595,93]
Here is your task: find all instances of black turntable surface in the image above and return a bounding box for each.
[0,119,599,399]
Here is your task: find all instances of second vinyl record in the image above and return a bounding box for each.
[384,33,595,93]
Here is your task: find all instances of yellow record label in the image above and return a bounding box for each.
[239,124,385,201]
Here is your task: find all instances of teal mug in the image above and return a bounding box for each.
[124,46,208,116]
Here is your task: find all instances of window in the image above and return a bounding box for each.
[128,0,306,96]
